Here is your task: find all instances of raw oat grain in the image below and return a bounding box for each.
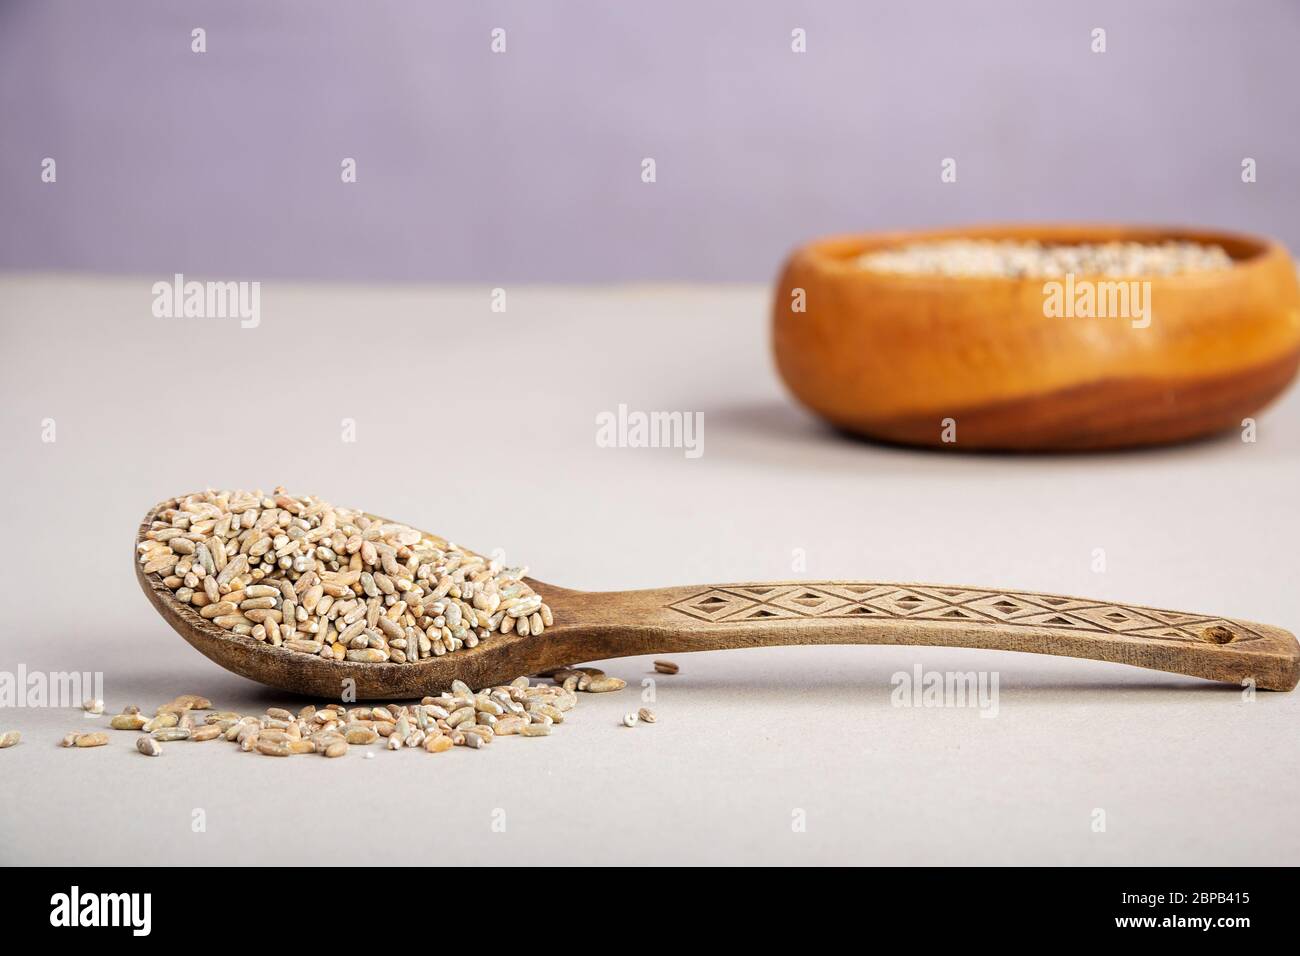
[856,239,1234,278]
[139,489,555,666]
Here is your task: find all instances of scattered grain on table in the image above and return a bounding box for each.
[55,671,630,759]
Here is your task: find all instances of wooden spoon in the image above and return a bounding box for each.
[136,505,1299,699]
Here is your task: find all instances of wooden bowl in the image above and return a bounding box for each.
[772,224,1300,450]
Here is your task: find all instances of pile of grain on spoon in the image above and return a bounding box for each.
[137,488,554,663]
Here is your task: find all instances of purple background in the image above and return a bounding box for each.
[2,0,1297,282]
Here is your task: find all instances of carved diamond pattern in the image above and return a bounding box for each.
[665,584,1264,644]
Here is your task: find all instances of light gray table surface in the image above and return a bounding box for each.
[1,273,1297,866]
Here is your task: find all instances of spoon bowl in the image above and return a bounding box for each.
[136,501,589,698]
[137,499,1300,698]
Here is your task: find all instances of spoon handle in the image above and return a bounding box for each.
[556,581,1299,690]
